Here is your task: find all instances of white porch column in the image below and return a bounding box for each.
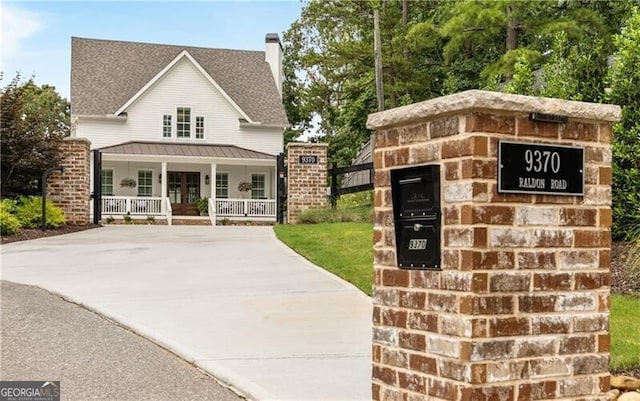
[210,163,217,200]
[273,163,277,199]
[161,161,167,213]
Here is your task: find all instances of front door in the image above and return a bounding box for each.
[167,172,200,215]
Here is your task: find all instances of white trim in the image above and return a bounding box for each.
[115,50,253,123]
[74,114,128,121]
[100,153,277,166]
[239,121,288,129]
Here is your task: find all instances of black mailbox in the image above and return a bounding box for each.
[391,165,441,269]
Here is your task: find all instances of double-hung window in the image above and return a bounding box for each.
[196,116,204,139]
[163,115,172,138]
[251,174,265,199]
[137,170,153,197]
[101,169,113,196]
[216,173,228,198]
[177,107,191,138]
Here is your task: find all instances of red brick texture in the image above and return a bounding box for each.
[47,138,91,225]
[286,143,328,224]
[372,111,613,400]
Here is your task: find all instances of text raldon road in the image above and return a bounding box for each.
[498,141,584,196]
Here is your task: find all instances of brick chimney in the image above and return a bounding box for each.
[265,33,283,99]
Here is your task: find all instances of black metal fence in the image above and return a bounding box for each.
[329,162,374,207]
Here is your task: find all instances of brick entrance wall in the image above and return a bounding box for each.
[286,143,328,224]
[47,137,91,225]
[366,91,620,401]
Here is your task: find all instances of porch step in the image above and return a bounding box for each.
[171,217,212,226]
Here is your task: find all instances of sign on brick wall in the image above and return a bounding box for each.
[498,141,584,196]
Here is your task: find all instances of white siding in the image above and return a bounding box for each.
[75,56,284,155]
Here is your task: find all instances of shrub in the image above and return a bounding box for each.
[15,196,66,229]
[300,205,373,224]
[0,198,18,214]
[123,214,133,224]
[0,209,21,235]
[337,191,373,208]
[105,216,115,224]
[626,240,640,291]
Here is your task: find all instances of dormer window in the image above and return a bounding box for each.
[177,107,191,138]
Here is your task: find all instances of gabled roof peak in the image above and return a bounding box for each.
[71,36,288,126]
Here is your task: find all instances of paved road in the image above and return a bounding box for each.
[0,226,372,401]
[0,280,243,401]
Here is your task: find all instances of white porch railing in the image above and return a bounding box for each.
[216,199,276,218]
[102,196,163,215]
[101,196,275,221]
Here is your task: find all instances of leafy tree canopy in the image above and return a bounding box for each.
[1,73,70,197]
[283,0,635,168]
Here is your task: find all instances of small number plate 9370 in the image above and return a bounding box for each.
[408,239,427,250]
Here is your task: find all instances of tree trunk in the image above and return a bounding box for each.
[402,0,409,62]
[506,5,518,51]
[374,8,384,112]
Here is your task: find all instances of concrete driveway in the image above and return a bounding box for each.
[1,226,372,401]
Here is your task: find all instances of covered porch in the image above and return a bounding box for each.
[94,142,279,224]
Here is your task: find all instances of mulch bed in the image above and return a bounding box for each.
[1,224,101,245]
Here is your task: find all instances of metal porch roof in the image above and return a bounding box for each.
[98,141,276,160]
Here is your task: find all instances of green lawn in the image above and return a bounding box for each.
[610,294,640,370]
[273,222,640,371]
[273,223,374,295]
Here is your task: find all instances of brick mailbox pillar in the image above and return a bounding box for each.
[47,137,92,225]
[366,90,620,401]
[286,142,328,224]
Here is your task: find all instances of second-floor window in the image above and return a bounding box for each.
[177,107,191,138]
[163,115,172,138]
[196,116,204,139]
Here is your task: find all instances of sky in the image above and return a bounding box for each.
[0,0,304,99]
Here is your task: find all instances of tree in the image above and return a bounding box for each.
[440,0,632,92]
[282,0,635,168]
[0,74,70,197]
[608,7,640,239]
[283,0,444,167]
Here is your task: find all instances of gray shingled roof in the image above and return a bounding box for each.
[99,141,275,160]
[71,37,288,126]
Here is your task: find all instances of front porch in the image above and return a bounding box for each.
[94,142,280,225]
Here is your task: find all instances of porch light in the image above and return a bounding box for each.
[158,173,162,183]
[205,174,210,185]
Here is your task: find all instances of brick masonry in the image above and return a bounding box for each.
[47,138,91,225]
[366,91,621,401]
[286,143,328,224]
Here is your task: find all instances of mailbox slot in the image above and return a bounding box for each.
[393,167,439,217]
[391,165,441,270]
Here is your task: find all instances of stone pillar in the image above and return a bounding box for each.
[366,90,620,401]
[47,137,91,225]
[286,142,328,224]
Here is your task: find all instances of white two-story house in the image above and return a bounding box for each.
[70,34,288,223]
